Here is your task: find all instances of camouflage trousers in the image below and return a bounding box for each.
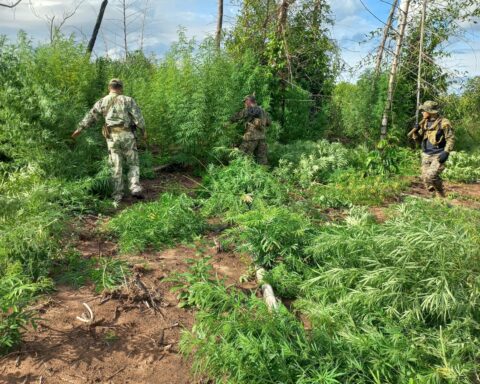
[421,153,446,196]
[106,131,142,200]
[239,139,268,165]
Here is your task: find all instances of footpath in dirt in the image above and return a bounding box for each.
[0,170,254,384]
[1,171,479,384]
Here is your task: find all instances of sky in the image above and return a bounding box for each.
[1,0,479,85]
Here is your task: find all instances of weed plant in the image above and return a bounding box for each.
[107,193,205,253]
[55,253,129,293]
[201,156,288,218]
[443,151,480,183]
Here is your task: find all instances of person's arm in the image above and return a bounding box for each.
[130,98,147,139]
[71,100,102,138]
[229,109,247,123]
[438,119,455,163]
[443,119,455,153]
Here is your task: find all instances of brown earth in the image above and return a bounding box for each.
[0,170,253,384]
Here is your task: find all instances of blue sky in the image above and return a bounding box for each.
[1,0,479,84]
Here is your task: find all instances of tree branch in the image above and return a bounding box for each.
[0,0,22,8]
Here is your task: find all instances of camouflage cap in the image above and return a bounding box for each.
[419,100,439,114]
[243,95,256,103]
[108,78,124,88]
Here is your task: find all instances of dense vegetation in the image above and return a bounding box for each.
[1,0,480,381]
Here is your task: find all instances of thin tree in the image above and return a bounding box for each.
[276,0,295,129]
[122,0,128,59]
[380,0,411,139]
[87,0,108,54]
[139,0,149,52]
[30,0,85,43]
[215,0,223,50]
[415,0,428,126]
[375,0,398,75]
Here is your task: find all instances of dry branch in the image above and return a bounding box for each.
[256,268,279,311]
[76,302,95,324]
[0,0,22,8]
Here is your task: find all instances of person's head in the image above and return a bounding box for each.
[243,95,257,108]
[420,100,439,119]
[108,78,124,94]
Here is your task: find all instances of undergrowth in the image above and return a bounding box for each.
[180,194,480,383]
[107,193,205,253]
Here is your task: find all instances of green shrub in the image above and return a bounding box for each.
[296,199,480,383]
[443,151,480,183]
[107,193,205,253]
[55,253,129,293]
[0,265,52,353]
[263,263,304,299]
[312,170,410,207]
[272,139,350,188]
[201,156,288,218]
[178,260,340,384]
[226,205,312,268]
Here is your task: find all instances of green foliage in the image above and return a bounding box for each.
[170,257,216,308]
[178,260,342,384]
[56,253,129,293]
[107,193,205,253]
[227,205,312,268]
[0,266,52,353]
[296,199,480,383]
[443,151,480,183]
[201,156,288,218]
[182,198,480,384]
[312,170,410,207]
[273,139,350,188]
[263,263,304,299]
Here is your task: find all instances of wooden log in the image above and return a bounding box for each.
[256,268,279,311]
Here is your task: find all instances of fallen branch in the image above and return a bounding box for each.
[105,366,126,381]
[256,268,279,312]
[76,303,95,324]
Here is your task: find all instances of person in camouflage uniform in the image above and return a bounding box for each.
[71,79,147,203]
[230,95,271,165]
[408,100,455,197]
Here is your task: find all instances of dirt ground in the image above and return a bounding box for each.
[0,171,252,384]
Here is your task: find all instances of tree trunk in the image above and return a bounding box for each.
[415,0,428,125]
[276,0,295,131]
[215,0,223,50]
[87,0,108,54]
[375,0,398,75]
[122,0,128,60]
[380,0,411,139]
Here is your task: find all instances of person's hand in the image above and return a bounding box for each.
[438,151,449,164]
[71,130,81,139]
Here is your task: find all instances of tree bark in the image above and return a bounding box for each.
[375,0,398,75]
[87,0,108,54]
[215,0,223,50]
[122,0,128,60]
[415,0,428,125]
[276,0,295,131]
[380,0,411,139]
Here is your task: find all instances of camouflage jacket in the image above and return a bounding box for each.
[417,117,455,154]
[77,92,146,134]
[230,106,271,141]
